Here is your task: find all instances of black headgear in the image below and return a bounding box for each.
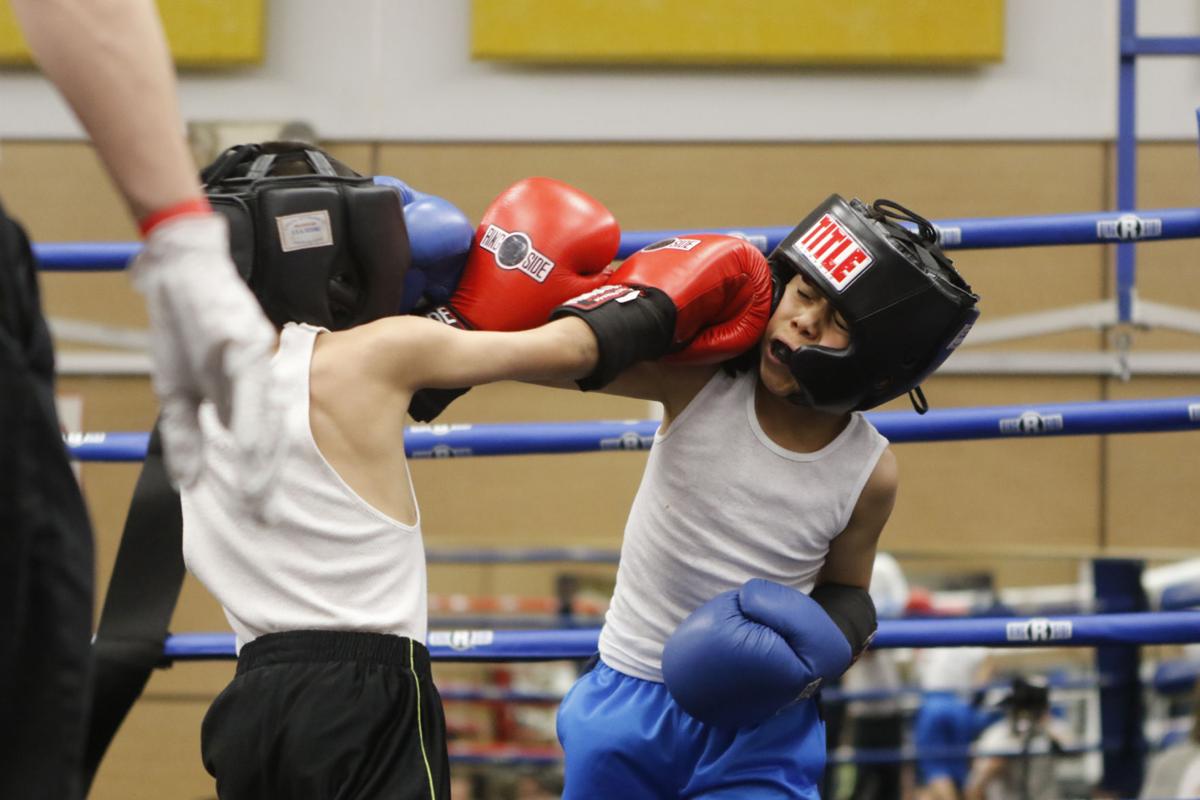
[1002,676,1050,715]
[768,195,979,414]
[202,141,410,330]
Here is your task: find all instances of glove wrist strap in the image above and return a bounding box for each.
[553,285,676,391]
[424,303,473,331]
[810,583,878,663]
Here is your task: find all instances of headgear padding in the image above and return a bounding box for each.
[203,142,410,330]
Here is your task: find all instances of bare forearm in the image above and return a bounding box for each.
[368,316,600,393]
[12,0,202,219]
[452,318,598,387]
[517,317,599,382]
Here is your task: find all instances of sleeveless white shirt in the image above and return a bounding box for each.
[599,369,888,682]
[182,323,427,652]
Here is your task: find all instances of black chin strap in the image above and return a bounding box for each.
[908,386,929,415]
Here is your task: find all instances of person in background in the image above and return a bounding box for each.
[966,676,1073,800]
[1141,681,1200,799]
[914,647,997,800]
[4,2,276,797]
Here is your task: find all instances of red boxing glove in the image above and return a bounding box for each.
[613,235,771,362]
[553,235,771,390]
[409,177,619,421]
[426,177,619,332]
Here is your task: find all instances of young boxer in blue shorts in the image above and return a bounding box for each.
[549,195,981,799]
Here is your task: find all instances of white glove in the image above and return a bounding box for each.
[130,212,283,509]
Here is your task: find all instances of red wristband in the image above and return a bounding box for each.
[138,197,213,237]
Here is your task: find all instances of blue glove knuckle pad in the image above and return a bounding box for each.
[374,176,473,313]
[662,579,854,729]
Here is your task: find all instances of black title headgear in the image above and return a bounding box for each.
[202,141,411,330]
[768,194,980,414]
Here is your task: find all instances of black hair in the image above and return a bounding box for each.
[1004,676,1050,716]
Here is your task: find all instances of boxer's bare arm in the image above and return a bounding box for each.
[327,315,601,401]
[817,448,898,590]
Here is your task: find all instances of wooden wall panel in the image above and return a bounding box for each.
[903,553,1084,590]
[0,142,145,332]
[55,377,157,621]
[885,376,1104,556]
[1128,143,1200,350]
[90,665,232,799]
[1100,143,1200,554]
[1105,377,1200,553]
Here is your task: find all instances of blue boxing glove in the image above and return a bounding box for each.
[662,579,859,729]
[373,176,473,313]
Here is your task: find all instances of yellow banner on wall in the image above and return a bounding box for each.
[472,0,1004,65]
[0,0,265,67]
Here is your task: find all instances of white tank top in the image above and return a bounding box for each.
[599,369,888,682]
[182,323,427,652]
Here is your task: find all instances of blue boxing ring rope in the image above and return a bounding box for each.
[164,611,1200,662]
[31,205,1200,270]
[65,395,1200,462]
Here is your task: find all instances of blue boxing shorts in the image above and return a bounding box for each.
[913,692,999,789]
[557,659,825,799]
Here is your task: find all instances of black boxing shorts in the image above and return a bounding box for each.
[201,630,450,800]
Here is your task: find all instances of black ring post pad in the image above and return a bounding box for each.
[551,284,677,391]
